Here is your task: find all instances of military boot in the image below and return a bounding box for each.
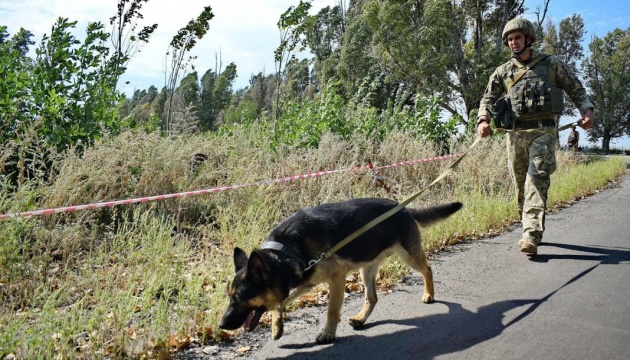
[518,232,542,255]
[518,238,537,255]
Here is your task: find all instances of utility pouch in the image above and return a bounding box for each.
[488,96,514,129]
[508,81,564,120]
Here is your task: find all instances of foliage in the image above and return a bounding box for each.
[280,58,313,101]
[353,0,527,124]
[336,4,374,97]
[1,123,625,358]
[164,6,214,133]
[109,0,158,89]
[582,28,630,151]
[303,4,346,87]
[0,26,34,143]
[177,71,202,115]
[542,14,586,117]
[1,19,128,185]
[33,19,126,149]
[223,73,278,124]
[266,80,457,151]
[121,85,160,130]
[274,0,314,120]
[199,62,238,131]
[271,80,346,149]
[389,96,459,147]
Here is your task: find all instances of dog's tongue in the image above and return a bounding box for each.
[242,309,262,332]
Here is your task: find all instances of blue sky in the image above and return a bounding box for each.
[1,0,629,147]
[0,0,338,92]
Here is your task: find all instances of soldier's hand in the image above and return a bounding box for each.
[579,108,594,129]
[477,121,493,138]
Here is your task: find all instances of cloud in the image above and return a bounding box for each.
[2,0,336,94]
[3,0,627,95]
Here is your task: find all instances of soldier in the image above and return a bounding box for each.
[476,18,594,255]
[567,125,580,151]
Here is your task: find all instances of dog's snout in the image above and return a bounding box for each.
[218,317,235,330]
[219,308,243,330]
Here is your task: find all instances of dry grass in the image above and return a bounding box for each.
[0,127,626,359]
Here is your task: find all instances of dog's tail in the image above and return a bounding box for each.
[410,202,463,227]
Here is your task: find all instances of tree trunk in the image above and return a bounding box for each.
[602,130,611,154]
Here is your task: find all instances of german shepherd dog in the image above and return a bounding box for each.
[219,198,462,343]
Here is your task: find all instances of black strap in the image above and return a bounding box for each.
[262,241,308,268]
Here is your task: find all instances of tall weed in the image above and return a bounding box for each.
[0,127,625,358]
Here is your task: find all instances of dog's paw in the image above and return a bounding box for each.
[271,311,284,340]
[315,331,336,344]
[272,322,284,340]
[422,293,434,303]
[348,317,365,329]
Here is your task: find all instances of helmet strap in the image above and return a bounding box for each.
[512,39,532,57]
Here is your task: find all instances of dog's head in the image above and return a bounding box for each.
[219,247,283,333]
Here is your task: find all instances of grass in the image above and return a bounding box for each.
[549,153,627,207]
[0,128,626,359]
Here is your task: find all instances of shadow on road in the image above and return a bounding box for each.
[530,243,630,264]
[269,265,600,360]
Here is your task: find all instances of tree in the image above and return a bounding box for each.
[177,71,202,114]
[199,61,237,131]
[582,28,630,152]
[121,85,159,128]
[31,19,126,151]
[0,26,35,142]
[0,19,129,184]
[556,15,586,74]
[109,0,158,90]
[304,2,346,88]
[542,14,586,118]
[164,6,214,134]
[336,1,375,97]
[331,0,528,125]
[274,0,313,120]
[280,58,312,101]
[152,86,168,122]
[0,26,36,183]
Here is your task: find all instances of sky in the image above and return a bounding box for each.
[0,0,338,92]
[1,0,629,147]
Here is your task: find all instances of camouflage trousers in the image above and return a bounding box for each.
[506,128,558,242]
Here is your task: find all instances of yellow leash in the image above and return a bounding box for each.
[304,136,482,271]
[303,120,580,270]
[495,120,581,135]
[302,120,582,270]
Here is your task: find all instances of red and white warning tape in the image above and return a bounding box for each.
[0,153,460,220]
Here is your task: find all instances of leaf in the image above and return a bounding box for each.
[176,336,191,350]
[236,346,251,354]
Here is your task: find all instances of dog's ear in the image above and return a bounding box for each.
[246,251,268,284]
[233,247,249,272]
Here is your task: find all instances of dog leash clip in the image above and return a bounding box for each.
[304,252,328,271]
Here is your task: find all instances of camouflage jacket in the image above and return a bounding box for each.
[478,49,594,122]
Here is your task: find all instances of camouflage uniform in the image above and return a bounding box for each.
[478,49,594,243]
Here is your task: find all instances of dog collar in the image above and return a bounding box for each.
[261,241,308,269]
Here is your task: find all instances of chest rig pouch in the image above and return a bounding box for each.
[504,56,564,121]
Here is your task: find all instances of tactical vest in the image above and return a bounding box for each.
[502,55,564,121]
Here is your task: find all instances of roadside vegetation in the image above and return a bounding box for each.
[2,0,629,358]
[1,126,626,359]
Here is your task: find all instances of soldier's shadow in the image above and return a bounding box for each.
[529,242,630,264]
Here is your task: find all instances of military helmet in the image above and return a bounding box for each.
[502,18,536,47]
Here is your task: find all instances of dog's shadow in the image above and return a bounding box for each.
[272,297,544,359]
[269,243,630,359]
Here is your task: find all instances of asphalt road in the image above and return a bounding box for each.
[182,164,630,360]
